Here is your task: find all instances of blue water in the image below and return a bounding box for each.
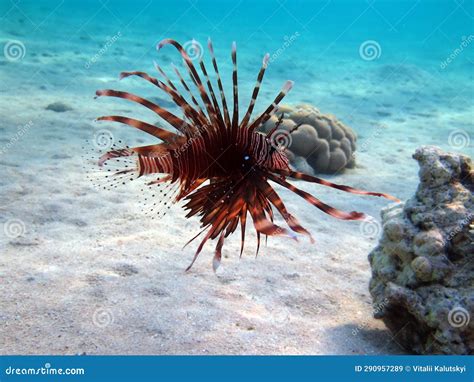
[0,0,473,355]
[1,0,472,153]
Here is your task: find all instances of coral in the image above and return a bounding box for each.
[368,146,474,354]
[260,104,356,174]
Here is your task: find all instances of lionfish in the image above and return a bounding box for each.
[94,38,398,271]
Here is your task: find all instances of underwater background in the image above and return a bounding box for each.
[0,0,472,354]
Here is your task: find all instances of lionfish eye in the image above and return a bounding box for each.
[244,155,250,160]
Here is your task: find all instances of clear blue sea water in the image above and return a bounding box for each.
[1,0,472,156]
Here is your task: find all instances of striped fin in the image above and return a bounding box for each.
[248,199,297,239]
[268,173,366,220]
[231,41,239,131]
[208,38,231,128]
[225,216,239,238]
[265,112,286,142]
[185,208,229,271]
[154,61,178,90]
[247,80,293,133]
[97,148,134,167]
[95,89,191,134]
[98,143,171,170]
[239,205,247,257]
[213,232,225,272]
[119,71,203,133]
[256,179,314,242]
[84,140,140,191]
[198,58,226,129]
[170,63,207,121]
[255,231,261,257]
[157,39,219,127]
[96,116,181,147]
[240,53,270,128]
[274,169,400,202]
[136,151,173,177]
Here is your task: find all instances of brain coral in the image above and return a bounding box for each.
[260,104,357,174]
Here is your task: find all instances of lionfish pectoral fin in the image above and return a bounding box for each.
[185,228,214,272]
[182,227,207,250]
[212,232,225,272]
[255,231,261,258]
[275,169,400,202]
[239,206,247,258]
[268,174,366,221]
[256,178,315,243]
[249,204,299,240]
[186,207,229,271]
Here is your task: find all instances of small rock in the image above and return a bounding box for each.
[45,102,73,113]
[410,256,432,282]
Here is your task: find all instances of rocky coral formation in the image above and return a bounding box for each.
[259,104,356,174]
[368,146,473,354]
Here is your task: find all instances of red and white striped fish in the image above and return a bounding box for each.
[94,38,398,271]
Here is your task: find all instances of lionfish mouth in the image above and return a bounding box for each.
[94,38,399,271]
